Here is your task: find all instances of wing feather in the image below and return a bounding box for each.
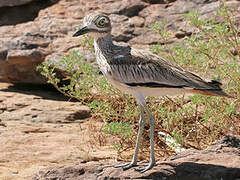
[108,48,221,90]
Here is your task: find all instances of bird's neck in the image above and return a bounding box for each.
[93,34,115,74]
[94,34,115,54]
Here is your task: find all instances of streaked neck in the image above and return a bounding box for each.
[94,34,115,52]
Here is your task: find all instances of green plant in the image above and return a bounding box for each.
[37,43,137,157]
[103,121,133,154]
[151,4,239,149]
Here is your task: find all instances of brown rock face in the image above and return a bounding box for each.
[0,82,109,179]
[32,135,240,180]
[0,0,240,84]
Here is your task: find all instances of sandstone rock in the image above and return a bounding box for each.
[0,30,50,83]
[0,90,91,123]
[0,14,81,83]
[118,0,148,17]
[129,16,145,27]
[0,82,118,179]
[129,30,175,45]
[174,30,192,39]
[0,51,47,84]
[32,135,240,180]
[99,0,148,17]
[139,4,167,27]
[110,14,135,42]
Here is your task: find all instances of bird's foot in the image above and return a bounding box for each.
[114,161,137,170]
[134,161,155,173]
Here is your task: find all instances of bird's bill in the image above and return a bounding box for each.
[72,26,89,37]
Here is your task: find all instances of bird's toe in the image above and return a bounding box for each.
[114,162,137,170]
[134,161,155,173]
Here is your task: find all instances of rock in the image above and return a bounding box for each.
[0,99,91,123]
[118,0,148,17]
[174,30,192,39]
[0,10,81,83]
[0,30,50,83]
[129,30,175,45]
[139,4,167,27]
[0,89,91,123]
[110,14,135,42]
[99,0,148,17]
[129,30,160,45]
[129,16,145,27]
[32,135,240,180]
[0,82,118,179]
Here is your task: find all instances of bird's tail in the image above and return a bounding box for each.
[188,80,234,98]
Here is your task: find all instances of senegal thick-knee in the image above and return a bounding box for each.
[73,13,231,172]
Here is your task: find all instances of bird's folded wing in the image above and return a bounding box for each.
[109,48,221,90]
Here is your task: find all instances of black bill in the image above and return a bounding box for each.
[72,26,89,37]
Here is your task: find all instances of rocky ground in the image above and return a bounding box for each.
[0,0,240,179]
[0,82,117,180]
[32,135,240,180]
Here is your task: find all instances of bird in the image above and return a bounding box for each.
[72,13,232,172]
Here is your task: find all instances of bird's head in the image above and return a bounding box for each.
[73,13,111,39]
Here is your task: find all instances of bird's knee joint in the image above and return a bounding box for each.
[139,119,145,126]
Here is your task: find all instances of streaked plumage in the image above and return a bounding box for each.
[73,13,231,172]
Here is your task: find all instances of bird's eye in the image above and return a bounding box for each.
[98,18,105,26]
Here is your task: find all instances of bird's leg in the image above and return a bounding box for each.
[114,105,146,170]
[135,106,156,173]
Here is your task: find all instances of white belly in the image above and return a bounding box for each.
[137,86,185,97]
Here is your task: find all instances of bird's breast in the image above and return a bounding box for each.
[95,51,110,74]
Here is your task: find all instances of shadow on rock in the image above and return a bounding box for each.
[0,0,59,26]
[0,82,73,101]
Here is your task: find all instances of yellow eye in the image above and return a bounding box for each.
[98,18,105,26]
